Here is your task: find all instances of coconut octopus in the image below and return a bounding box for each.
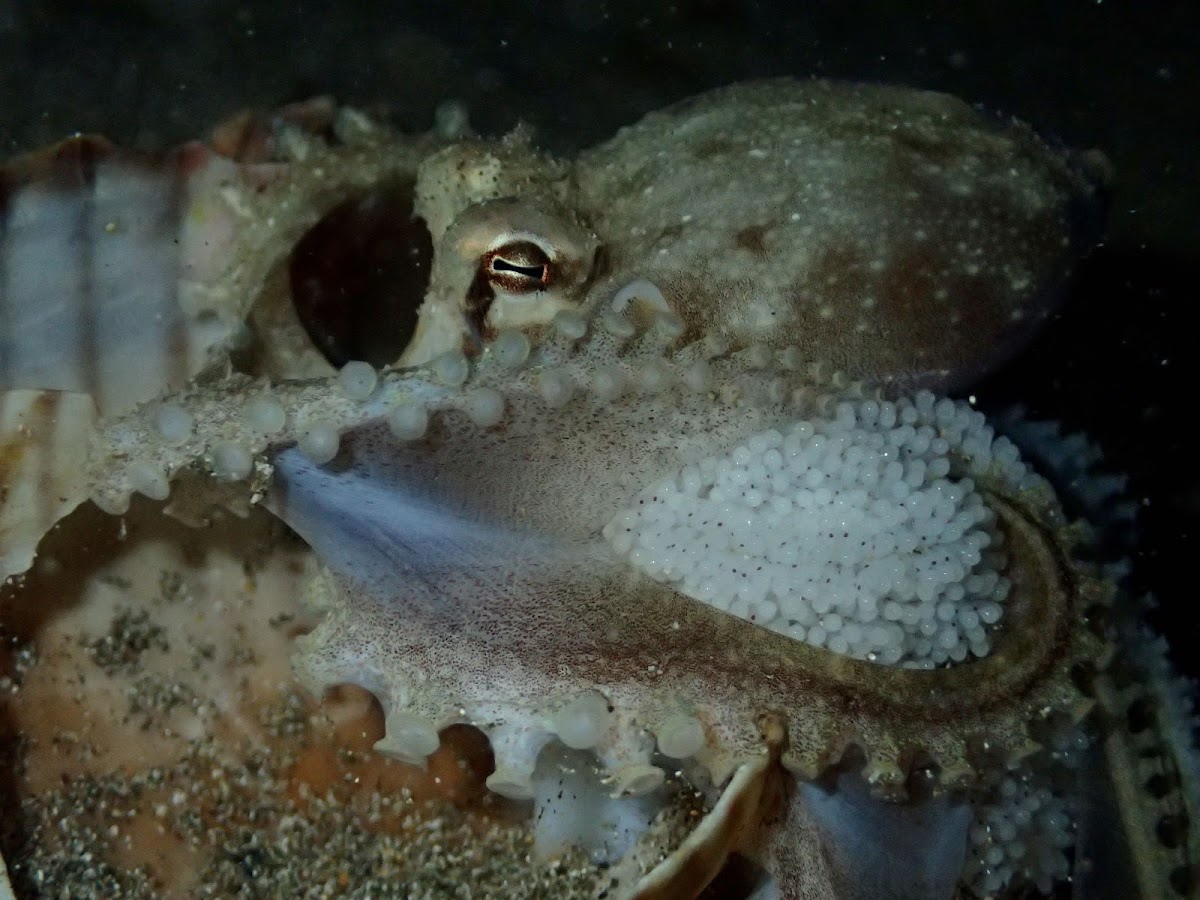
[0,79,1196,899]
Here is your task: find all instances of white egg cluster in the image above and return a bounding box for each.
[964,775,1074,896]
[604,394,1029,667]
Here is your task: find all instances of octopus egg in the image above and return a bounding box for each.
[337,360,378,400]
[979,600,1004,625]
[298,424,340,464]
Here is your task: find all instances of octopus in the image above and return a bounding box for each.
[0,79,1195,899]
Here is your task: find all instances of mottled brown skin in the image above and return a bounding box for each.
[569,80,1104,390]
[395,80,1105,390]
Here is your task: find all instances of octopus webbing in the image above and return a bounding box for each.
[1,79,1195,899]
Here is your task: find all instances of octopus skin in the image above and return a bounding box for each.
[2,79,1192,899]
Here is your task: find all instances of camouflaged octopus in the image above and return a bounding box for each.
[1,79,1195,899]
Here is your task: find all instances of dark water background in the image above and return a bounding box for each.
[1,0,1197,674]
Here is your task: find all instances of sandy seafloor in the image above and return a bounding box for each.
[0,1,1197,896]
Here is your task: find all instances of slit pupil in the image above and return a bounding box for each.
[492,258,545,281]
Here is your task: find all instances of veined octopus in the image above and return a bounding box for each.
[0,79,1194,899]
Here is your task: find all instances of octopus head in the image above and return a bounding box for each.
[399,196,600,366]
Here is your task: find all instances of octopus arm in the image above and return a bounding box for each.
[749,772,968,900]
[797,774,970,900]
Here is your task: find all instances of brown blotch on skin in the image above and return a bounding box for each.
[781,229,1037,388]
[694,135,737,161]
[464,265,496,351]
[653,221,686,246]
[781,236,872,374]
[0,435,22,505]
[578,243,613,298]
[734,224,773,259]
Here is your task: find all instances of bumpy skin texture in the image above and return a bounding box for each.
[78,304,1108,898]
[404,80,1104,387]
[277,349,1103,793]
[573,81,1103,389]
[5,80,1127,897]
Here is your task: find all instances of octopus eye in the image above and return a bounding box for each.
[485,241,552,292]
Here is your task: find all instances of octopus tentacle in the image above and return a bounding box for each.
[1088,621,1199,898]
[80,282,1111,896]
